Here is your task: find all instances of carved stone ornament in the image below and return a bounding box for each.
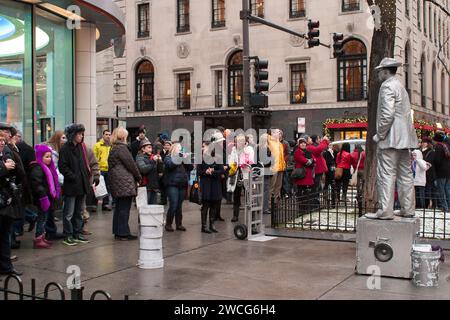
[177,42,190,59]
[289,29,305,47]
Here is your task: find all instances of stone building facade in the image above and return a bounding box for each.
[98,0,450,141]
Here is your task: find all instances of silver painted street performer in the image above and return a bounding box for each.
[365,58,418,220]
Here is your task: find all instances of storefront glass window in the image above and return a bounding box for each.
[0,0,33,142]
[35,8,73,143]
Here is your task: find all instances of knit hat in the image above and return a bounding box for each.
[298,137,307,144]
[433,132,445,142]
[421,136,432,144]
[139,138,152,149]
[301,134,310,141]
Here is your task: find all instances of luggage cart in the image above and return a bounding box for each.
[234,165,264,240]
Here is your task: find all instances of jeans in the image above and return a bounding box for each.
[0,215,13,272]
[436,178,450,212]
[415,186,426,209]
[166,186,185,219]
[63,195,86,238]
[36,208,51,237]
[148,190,157,205]
[13,207,37,236]
[281,170,291,195]
[112,196,132,236]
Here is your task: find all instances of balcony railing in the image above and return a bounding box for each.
[338,87,367,101]
[137,30,149,38]
[215,94,223,108]
[135,100,154,112]
[177,97,191,110]
[421,95,427,108]
[290,9,306,19]
[212,20,225,28]
[290,90,307,104]
[342,2,360,12]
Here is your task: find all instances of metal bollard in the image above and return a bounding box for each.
[70,287,84,300]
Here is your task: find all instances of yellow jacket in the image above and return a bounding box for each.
[268,136,286,173]
[93,139,111,172]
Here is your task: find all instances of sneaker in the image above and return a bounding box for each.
[62,237,78,246]
[73,235,90,244]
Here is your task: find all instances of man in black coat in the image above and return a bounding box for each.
[130,127,147,160]
[433,132,450,212]
[59,124,92,245]
[421,136,437,208]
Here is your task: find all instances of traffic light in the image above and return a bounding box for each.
[332,33,344,58]
[307,20,320,48]
[254,58,269,93]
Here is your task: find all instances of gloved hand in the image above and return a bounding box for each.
[93,177,100,186]
[39,196,51,212]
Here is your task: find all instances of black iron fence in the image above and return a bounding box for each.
[271,185,450,240]
[0,275,128,300]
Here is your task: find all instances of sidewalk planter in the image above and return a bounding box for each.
[411,249,441,287]
[138,205,165,269]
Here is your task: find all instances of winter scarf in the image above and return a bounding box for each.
[34,144,60,199]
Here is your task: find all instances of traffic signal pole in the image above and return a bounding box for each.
[242,0,252,131]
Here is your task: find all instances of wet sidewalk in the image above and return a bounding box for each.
[2,202,450,300]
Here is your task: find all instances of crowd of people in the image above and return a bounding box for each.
[0,119,449,276]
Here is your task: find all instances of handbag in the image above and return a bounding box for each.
[189,180,202,205]
[349,153,362,187]
[291,167,306,180]
[93,175,108,199]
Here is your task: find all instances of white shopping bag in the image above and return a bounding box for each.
[136,186,148,209]
[93,175,108,199]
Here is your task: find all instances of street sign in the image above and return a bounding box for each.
[297,117,305,133]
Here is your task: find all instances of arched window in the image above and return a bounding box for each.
[441,71,446,114]
[135,60,155,112]
[337,39,367,101]
[228,51,243,107]
[432,62,437,111]
[405,42,411,100]
[420,54,426,107]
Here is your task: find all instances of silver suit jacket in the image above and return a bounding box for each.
[376,76,418,150]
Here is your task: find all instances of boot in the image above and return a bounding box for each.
[165,214,174,232]
[34,234,51,249]
[201,205,211,233]
[42,233,52,245]
[214,203,225,221]
[209,219,218,233]
[175,214,186,231]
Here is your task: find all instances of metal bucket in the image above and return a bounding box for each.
[411,250,441,287]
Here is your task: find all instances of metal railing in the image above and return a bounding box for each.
[177,97,191,110]
[289,9,306,19]
[342,2,360,12]
[271,186,450,240]
[215,94,223,108]
[0,275,126,300]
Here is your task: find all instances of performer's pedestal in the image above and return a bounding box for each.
[356,216,420,279]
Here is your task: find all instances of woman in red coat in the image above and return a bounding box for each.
[293,137,315,196]
[335,142,352,203]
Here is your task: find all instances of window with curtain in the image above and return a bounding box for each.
[135,60,155,112]
[250,0,264,18]
[290,0,305,18]
[337,39,367,101]
[405,42,411,100]
[177,0,190,33]
[177,73,191,109]
[432,63,437,111]
[137,3,150,38]
[423,0,427,35]
[417,1,421,30]
[342,0,360,12]
[215,70,223,108]
[228,51,243,107]
[290,64,307,104]
[420,54,426,108]
[212,0,225,28]
[441,72,446,114]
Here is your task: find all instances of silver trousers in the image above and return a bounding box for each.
[376,148,415,216]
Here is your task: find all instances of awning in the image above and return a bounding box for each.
[326,122,368,129]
